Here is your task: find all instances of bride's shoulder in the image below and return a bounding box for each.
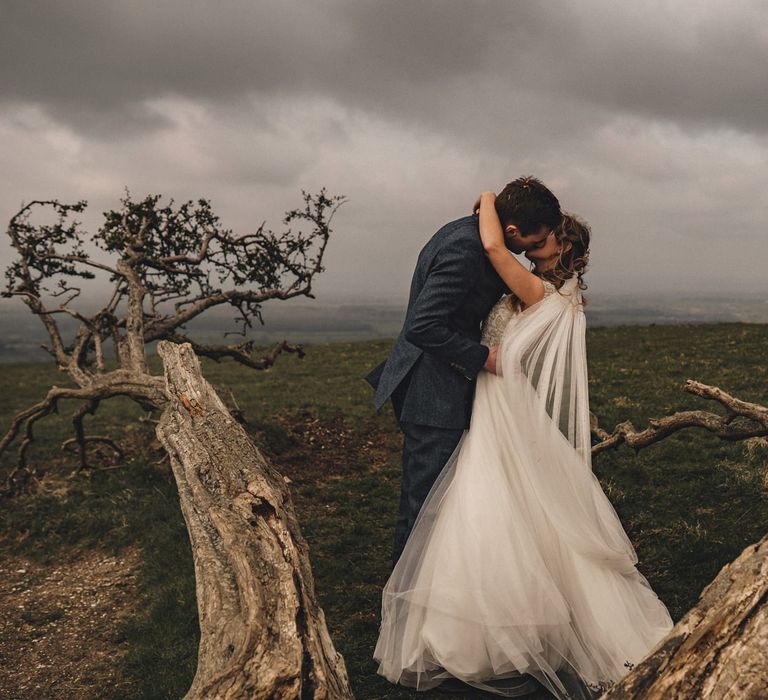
[541,275,582,299]
[542,279,557,296]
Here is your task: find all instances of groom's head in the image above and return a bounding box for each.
[495,176,562,254]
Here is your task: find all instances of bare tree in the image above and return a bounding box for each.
[0,189,345,491]
[0,189,354,698]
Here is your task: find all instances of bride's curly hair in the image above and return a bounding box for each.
[536,212,591,292]
[504,213,591,312]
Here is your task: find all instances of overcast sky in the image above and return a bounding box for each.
[1,0,767,308]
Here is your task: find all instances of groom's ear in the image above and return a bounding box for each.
[504,224,519,237]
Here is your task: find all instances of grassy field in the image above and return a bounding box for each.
[1,323,767,698]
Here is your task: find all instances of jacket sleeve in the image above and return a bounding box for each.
[404,237,489,379]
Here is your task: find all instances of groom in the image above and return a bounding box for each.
[366,176,562,566]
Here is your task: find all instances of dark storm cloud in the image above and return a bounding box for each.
[1,1,766,302]
[0,1,341,136]
[0,1,490,138]
[2,1,766,140]
[512,2,768,135]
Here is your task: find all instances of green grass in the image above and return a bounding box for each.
[1,325,767,699]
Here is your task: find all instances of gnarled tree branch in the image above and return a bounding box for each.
[591,380,768,456]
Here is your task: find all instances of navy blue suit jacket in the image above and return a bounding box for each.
[366,215,506,429]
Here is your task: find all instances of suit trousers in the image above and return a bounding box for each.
[393,421,464,567]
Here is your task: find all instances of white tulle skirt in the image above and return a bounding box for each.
[373,370,674,699]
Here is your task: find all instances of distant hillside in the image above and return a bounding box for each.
[0,293,765,363]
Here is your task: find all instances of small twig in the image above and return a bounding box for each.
[61,434,124,458]
[89,463,130,472]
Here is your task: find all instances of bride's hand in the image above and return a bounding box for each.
[477,192,505,253]
[472,191,495,215]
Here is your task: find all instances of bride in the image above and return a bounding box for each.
[373,192,674,698]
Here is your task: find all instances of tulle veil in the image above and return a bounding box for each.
[374,276,673,698]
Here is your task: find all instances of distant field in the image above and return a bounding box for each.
[1,293,766,362]
[1,324,767,698]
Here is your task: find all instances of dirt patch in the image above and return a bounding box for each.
[0,411,402,699]
[261,409,402,484]
[0,547,141,700]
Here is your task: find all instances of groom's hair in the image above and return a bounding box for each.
[495,176,562,235]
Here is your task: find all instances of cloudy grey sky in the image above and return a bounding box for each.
[1,0,767,306]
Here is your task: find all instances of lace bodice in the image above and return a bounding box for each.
[481,280,557,345]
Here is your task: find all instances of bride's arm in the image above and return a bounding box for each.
[477,191,545,307]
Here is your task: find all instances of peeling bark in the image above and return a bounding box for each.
[155,340,353,699]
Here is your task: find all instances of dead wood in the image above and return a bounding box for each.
[592,380,768,456]
[155,340,353,699]
[600,534,768,699]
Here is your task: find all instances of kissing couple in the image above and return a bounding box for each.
[366,177,673,698]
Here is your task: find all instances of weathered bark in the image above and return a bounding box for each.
[592,380,768,456]
[155,340,353,700]
[601,534,768,700]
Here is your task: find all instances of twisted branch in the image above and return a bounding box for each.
[160,331,305,370]
[0,376,165,493]
[591,380,768,456]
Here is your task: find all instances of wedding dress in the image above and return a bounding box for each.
[373,276,674,699]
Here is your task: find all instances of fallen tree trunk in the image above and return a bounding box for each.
[155,340,353,699]
[601,533,768,699]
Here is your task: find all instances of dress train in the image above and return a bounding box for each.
[373,279,674,698]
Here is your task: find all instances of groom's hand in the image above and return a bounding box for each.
[483,345,499,375]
